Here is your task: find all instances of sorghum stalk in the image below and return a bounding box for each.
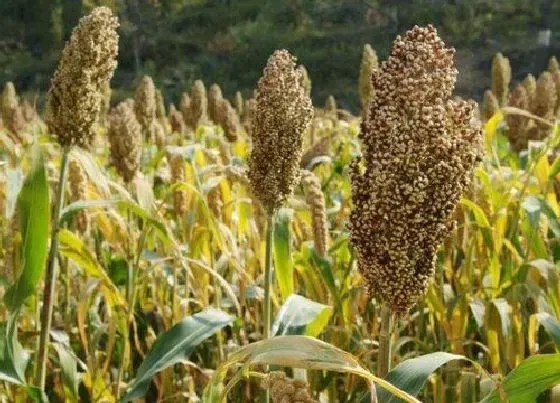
[263,214,274,340]
[36,147,70,389]
[377,304,393,378]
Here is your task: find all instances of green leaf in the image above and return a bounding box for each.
[121,309,234,402]
[204,335,419,403]
[0,312,29,385]
[460,199,490,228]
[273,208,294,300]
[271,294,332,337]
[4,145,50,311]
[376,352,467,403]
[51,330,82,401]
[482,354,560,403]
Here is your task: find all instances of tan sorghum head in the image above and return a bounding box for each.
[358,44,378,113]
[549,56,559,73]
[349,25,482,314]
[506,84,530,152]
[153,120,166,149]
[69,158,89,233]
[189,80,208,128]
[1,82,18,122]
[169,152,187,215]
[168,103,186,134]
[263,371,318,403]
[134,76,157,140]
[179,93,191,127]
[531,71,557,139]
[300,136,330,169]
[522,74,537,111]
[481,89,499,122]
[217,98,240,142]
[108,102,142,183]
[45,7,119,149]
[302,170,329,258]
[242,97,257,136]
[155,89,166,121]
[208,83,223,123]
[491,52,511,106]
[248,49,314,214]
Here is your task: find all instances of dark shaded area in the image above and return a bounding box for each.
[1,0,559,111]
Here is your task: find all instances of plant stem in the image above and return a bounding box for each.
[35,146,70,390]
[263,212,274,339]
[262,212,274,403]
[378,303,393,379]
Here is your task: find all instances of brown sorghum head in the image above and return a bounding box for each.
[300,136,330,169]
[179,93,192,128]
[248,49,314,214]
[134,75,157,140]
[491,52,511,106]
[522,74,537,111]
[45,7,119,149]
[217,98,240,142]
[263,371,318,403]
[155,89,167,123]
[69,157,89,233]
[506,84,530,152]
[549,56,559,73]
[358,43,378,113]
[108,102,142,183]
[208,83,223,123]
[302,170,329,258]
[169,103,186,135]
[242,97,257,136]
[168,152,187,215]
[349,25,482,314]
[532,71,557,138]
[1,82,18,122]
[481,89,500,122]
[189,80,208,128]
[153,120,166,149]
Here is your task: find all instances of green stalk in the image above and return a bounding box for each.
[262,212,275,403]
[35,147,70,390]
[263,212,274,339]
[377,303,393,378]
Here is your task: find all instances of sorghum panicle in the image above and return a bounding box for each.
[69,158,89,233]
[45,7,119,149]
[189,80,208,128]
[208,83,223,123]
[481,89,499,122]
[522,74,537,111]
[247,49,314,214]
[298,65,312,97]
[217,98,240,142]
[263,371,318,403]
[491,52,511,106]
[302,170,329,258]
[532,71,557,138]
[134,76,157,141]
[358,43,378,113]
[549,56,559,73]
[169,153,188,215]
[234,91,244,117]
[108,102,142,183]
[169,104,186,135]
[506,84,530,152]
[349,25,482,313]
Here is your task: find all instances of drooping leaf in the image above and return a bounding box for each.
[482,354,560,403]
[273,208,294,300]
[121,309,234,402]
[4,145,50,311]
[204,335,419,403]
[271,294,332,337]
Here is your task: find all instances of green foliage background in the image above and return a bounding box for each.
[1,0,560,110]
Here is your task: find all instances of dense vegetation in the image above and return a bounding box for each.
[2,0,560,110]
[1,4,560,403]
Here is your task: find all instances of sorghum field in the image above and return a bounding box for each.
[1,6,560,403]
